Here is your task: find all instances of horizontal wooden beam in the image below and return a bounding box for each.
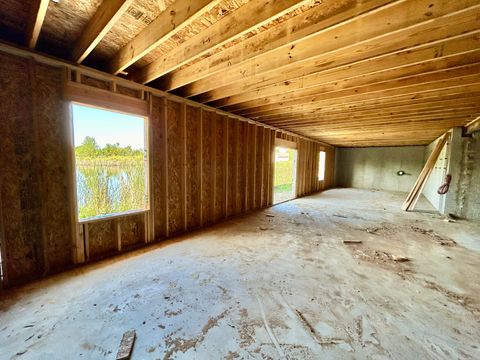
[193,3,480,103]
[268,108,480,128]
[238,72,480,118]
[72,0,134,63]
[108,0,222,74]
[64,81,149,117]
[26,0,49,49]
[132,0,311,84]
[219,35,480,110]
[262,97,480,124]
[161,0,394,92]
[275,138,297,149]
[255,87,480,122]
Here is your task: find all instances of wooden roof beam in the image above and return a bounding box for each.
[256,89,480,122]
[26,0,49,49]
[224,50,480,113]
[73,0,135,63]
[237,67,480,117]
[132,0,313,84]
[160,0,394,92]
[214,32,480,109]
[108,0,223,75]
[192,2,480,103]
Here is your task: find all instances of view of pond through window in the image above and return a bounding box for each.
[72,104,148,220]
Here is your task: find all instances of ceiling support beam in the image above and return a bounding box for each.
[26,0,49,49]
[214,33,480,109]
[72,0,135,63]
[133,0,312,84]
[193,2,480,103]
[108,0,224,75]
[160,0,394,93]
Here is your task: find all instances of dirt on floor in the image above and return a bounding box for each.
[0,188,479,359]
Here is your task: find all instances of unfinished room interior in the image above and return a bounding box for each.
[0,0,479,358]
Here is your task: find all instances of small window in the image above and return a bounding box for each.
[318,151,326,181]
[72,104,148,220]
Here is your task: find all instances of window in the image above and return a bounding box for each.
[318,151,326,181]
[72,104,148,220]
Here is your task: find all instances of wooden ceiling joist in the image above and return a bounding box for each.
[72,0,135,63]
[160,0,394,93]
[268,106,480,127]
[260,91,480,120]
[238,72,480,119]
[257,87,480,122]
[193,2,480,103]
[132,0,313,84]
[223,50,480,113]
[214,33,480,109]
[108,0,223,75]
[26,0,49,49]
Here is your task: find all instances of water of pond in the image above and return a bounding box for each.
[76,160,147,219]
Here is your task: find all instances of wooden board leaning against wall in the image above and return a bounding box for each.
[0,48,334,288]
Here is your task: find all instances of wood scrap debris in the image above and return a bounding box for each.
[116,330,136,360]
[343,240,362,244]
[333,214,348,218]
[265,214,275,218]
[392,255,410,262]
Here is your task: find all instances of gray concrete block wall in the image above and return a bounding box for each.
[456,131,480,220]
[335,146,425,192]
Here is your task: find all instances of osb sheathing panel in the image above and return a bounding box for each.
[151,95,167,239]
[93,0,175,61]
[201,111,215,226]
[0,0,31,39]
[88,220,116,259]
[116,85,141,99]
[120,213,145,248]
[0,53,42,284]
[39,0,102,56]
[32,62,73,273]
[166,100,185,235]
[138,0,250,67]
[185,105,201,229]
[81,74,111,90]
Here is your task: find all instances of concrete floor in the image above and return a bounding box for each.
[1,188,479,360]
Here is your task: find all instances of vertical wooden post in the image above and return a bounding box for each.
[163,98,169,237]
[84,223,90,262]
[199,110,204,227]
[115,218,122,251]
[182,103,188,231]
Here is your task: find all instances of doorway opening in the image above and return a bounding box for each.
[273,146,297,204]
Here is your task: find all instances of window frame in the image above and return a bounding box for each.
[70,101,151,223]
[318,150,326,181]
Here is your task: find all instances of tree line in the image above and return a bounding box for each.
[75,136,144,158]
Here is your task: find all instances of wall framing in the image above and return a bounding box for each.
[0,44,335,288]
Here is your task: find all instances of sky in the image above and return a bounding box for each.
[72,104,145,150]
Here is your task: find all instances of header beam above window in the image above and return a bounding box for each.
[275,138,297,149]
[64,82,149,117]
